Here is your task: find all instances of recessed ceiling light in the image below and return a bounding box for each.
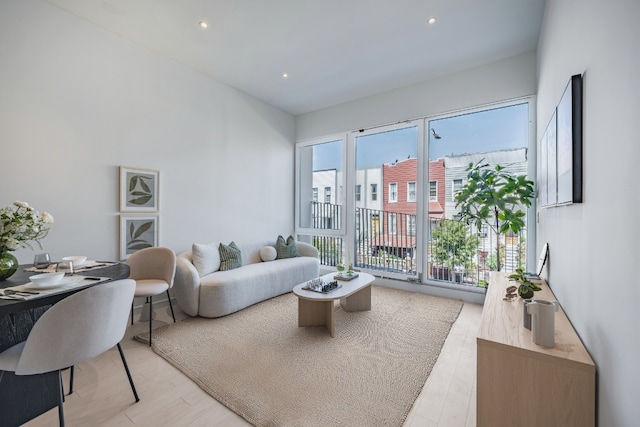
[427,17,436,25]
[199,21,208,29]
[282,73,288,78]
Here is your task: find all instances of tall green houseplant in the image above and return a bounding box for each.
[454,160,534,272]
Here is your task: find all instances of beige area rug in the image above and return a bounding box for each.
[135,286,462,427]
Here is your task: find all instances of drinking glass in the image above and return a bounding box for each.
[56,260,74,275]
[33,253,51,269]
[336,261,345,276]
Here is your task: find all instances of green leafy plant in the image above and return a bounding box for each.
[508,268,541,298]
[454,160,535,272]
[431,219,479,275]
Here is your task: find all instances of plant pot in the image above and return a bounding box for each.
[518,284,535,299]
[0,251,18,281]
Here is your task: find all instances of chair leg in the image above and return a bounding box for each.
[131,301,134,325]
[148,296,153,346]
[57,370,66,427]
[69,366,74,395]
[167,290,176,323]
[61,366,74,400]
[117,343,140,403]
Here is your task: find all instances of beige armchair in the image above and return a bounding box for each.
[126,247,177,346]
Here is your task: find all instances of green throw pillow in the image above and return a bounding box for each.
[219,241,242,271]
[275,235,299,259]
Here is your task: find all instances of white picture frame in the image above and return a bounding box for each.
[120,166,159,212]
[119,215,158,260]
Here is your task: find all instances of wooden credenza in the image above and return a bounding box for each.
[477,272,595,427]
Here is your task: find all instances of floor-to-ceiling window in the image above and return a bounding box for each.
[426,101,532,287]
[295,98,534,290]
[296,137,346,266]
[354,122,422,280]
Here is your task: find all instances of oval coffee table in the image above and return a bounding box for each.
[293,272,374,337]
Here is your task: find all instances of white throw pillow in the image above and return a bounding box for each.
[192,242,220,276]
[260,246,277,262]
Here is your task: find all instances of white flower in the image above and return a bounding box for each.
[1,201,53,252]
[42,212,54,224]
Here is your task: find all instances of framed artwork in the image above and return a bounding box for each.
[556,74,583,204]
[538,124,548,207]
[538,109,557,208]
[545,109,557,207]
[120,167,159,212]
[119,215,158,260]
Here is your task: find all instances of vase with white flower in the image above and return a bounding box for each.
[0,200,54,280]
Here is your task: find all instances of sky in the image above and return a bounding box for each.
[313,103,529,171]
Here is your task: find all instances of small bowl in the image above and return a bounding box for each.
[62,255,87,267]
[30,272,65,288]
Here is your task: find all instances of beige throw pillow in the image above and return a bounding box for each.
[260,246,277,262]
[192,243,220,276]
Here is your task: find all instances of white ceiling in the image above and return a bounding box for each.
[46,0,546,115]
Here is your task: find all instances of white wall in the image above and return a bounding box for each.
[537,1,640,426]
[296,51,537,140]
[0,0,295,264]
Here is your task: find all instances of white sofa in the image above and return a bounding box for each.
[174,240,320,318]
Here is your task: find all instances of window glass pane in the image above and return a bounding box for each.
[389,213,397,235]
[407,182,416,202]
[427,102,530,286]
[355,125,418,276]
[429,181,437,201]
[324,187,331,203]
[389,183,398,203]
[297,139,343,230]
[452,179,463,201]
[407,215,416,236]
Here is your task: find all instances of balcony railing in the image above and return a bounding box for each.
[309,202,526,288]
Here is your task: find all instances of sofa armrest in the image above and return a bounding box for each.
[173,252,201,316]
[296,241,319,258]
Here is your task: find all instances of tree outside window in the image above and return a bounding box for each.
[431,219,478,280]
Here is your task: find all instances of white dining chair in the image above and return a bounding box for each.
[126,247,177,346]
[0,279,140,426]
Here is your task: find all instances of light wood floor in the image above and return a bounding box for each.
[24,297,483,427]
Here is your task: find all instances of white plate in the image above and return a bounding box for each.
[26,275,84,290]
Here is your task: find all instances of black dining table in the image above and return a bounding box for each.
[0,262,130,427]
